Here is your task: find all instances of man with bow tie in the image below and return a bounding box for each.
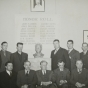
[53,60,70,88]
[0,61,18,88]
[17,61,37,88]
[36,60,56,88]
[70,60,88,88]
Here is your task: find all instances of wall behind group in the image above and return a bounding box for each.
[0,0,88,58]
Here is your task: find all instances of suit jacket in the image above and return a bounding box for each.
[80,51,88,69]
[36,70,54,85]
[68,49,80,71]
[10,52,28,72]
[0,70,18,88]
[51,47,71,71]
[0,50,11,72]
[70,68,88,87]
[53,68,70,86]
[17,70,37,88]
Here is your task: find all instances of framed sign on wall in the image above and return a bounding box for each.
[30,0,45,12]
[83,30,88,43]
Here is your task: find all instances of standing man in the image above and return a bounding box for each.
[70,60,88,88]
[80,42,88,69]
[0,41,11,72]
[17,61,37,88]
[10,42,28,72]
[0,61,18,88]
[36,60,56,88]
[51,39,71,71]
[67,40,80,71]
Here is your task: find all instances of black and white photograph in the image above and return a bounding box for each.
[0,0,88,88]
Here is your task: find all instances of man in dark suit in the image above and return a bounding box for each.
[36,60,56,88]
[0,61,18,88]
[10,42,28,72]
[80,42,88,69]
[53,60,70,88]
[70,60,88,88]
[17,61,37,88]
[67,40,80,72]
[51,39,71,71]
[0,41,11,72]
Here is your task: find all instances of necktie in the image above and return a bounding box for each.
[54,50,57,54]
[26,71,29,76]
[10,72,12,76]
[4,51,6,56]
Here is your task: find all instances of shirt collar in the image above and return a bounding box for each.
[6,70,12,75]
[25,69,30,74]
[55,47,60,51]
[68,48,74,53]
[42,70,46,74]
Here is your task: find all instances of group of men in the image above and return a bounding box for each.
[0,39,88,88]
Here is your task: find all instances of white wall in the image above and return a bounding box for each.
[0,0,88,58]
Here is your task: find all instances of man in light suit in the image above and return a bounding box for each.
[53,60,70,88]
[17,61,37,88]
[10,42,28,72]
[70,60,88,88]
[51,39,71,71]
[67,40,80,72]
[80,42,88,69]
[36,60,56,88]
[0,61,18,88]
[0,41,11,72]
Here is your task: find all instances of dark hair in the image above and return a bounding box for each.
[67,40,74,44]
[24,60,31,65]
[5,61,12,66]
[1,41,8,45]
[40,60,48,65]
[53,39,59,43]
[82,42,88,47]
[58,59,65,64]
[17,42,23,46]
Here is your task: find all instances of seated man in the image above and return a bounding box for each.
[36,60,56,88]
[70,60,88,88]
[0,61,18,88]
[17,61,37,88]
[53,60,70,88]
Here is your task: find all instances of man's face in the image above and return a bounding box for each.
[5,63,13,71]
[67,42,73,49]
[35,0,40,5]
[58,62,65,69]
[76,61,83,69]
[82,44,88,51]
[1,43,8,51]
[17,44,23,52]
[36,45,41,53]
[53,41,60,49]
[24,62,31,70]
[40,62,47,70]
